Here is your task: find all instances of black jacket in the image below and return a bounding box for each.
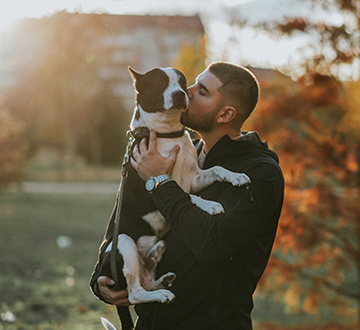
[91,132,284,330]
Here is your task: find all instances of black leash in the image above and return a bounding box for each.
[111,131,133,330]
[110,126,185,330]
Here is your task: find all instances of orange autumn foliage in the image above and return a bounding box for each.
[246,69,360,319]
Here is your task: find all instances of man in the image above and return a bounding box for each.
[90,62,284,329]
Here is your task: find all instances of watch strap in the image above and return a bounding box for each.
[146,174,171,193]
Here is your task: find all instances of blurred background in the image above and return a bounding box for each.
[1,0,360,329]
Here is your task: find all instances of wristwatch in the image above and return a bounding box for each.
[145,174,171,193]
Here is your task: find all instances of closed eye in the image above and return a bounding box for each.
[198,83,210,95]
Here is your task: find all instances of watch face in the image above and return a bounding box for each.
[145,178,155,191]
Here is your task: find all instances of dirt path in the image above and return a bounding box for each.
[9,182,120,194]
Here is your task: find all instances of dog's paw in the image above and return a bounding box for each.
[207,201,225,215]
[225,173,250,187]
[190,195,225,215]
[157,289,176,304]
[160,272,177,288]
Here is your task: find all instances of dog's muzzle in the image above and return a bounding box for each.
[171,90,188,110]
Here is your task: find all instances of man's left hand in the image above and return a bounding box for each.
[131,130,180,181]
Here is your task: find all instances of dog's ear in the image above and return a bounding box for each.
[128,67,143,92]
[128,67,142,82]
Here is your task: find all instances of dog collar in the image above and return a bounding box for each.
[127,126,185,140]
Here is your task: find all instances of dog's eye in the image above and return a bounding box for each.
[157,80,164,86]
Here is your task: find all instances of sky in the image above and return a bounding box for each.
[1,0,317,69]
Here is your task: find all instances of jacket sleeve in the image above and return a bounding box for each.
[89,262,106,302]
[152,164,284,263]
[89,240,114,304]
[89,193,119,304]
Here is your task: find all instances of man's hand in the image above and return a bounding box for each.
[97,276,131,306]
[131,130,180,181]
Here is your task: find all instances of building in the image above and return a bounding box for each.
[0,12,205,109]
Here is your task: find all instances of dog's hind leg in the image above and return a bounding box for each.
[137,236,177,291]
[116,234,175,304]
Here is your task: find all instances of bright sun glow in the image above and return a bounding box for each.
[0,0,314,69]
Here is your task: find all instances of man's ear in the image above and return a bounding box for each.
[216,106,237,124]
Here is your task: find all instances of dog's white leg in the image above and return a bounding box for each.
[191,166,250,193]
[116,234,175,304]
[137,236,159,262]
[190,194,224,215]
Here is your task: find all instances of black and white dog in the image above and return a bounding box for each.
[99,67,250,330]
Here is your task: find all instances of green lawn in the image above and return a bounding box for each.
[0,191,132,329]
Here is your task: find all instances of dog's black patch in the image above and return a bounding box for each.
[174,69,187,92]
[98,248,127,291]
[134,68,170,113]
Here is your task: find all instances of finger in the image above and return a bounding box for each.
[116,289,129,300]
[132,144,140,161]
[170,145,180,158]
[98,276,115,287]
[148,130,157,151]
[113,289,131,306]
[139,137,148,154]
[166,145,180,172]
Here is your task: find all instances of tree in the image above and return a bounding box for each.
[0,101,28,189]
[174,38,206,85]
[238,0,360,326]
[264,0,360,81]
[4,11,130,174]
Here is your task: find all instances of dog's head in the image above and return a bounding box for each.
[129,67,188,113]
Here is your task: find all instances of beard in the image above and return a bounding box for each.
[180,103,221,133]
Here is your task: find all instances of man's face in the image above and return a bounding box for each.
[181,69,223,133]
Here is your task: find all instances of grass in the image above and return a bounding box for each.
[0,191,132,329]
[0,184,356,329]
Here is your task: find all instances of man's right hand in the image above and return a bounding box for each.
[97,276,132,306]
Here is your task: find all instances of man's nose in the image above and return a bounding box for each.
[187,85,195,99]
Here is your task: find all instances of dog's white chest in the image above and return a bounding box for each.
[157,132,198,193]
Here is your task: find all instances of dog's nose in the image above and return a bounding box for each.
[173,90,186,101]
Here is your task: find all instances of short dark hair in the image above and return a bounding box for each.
[208,61,259,127]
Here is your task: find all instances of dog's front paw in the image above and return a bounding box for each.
[190,195,225,215]
[208,201,225,215]
[227,173,251,187]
